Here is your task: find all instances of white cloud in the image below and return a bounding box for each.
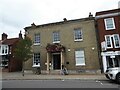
[0,0,119,39]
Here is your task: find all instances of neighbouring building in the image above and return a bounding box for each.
[0,32,22,72]
[24,15,101,74]
[95,9,120,72]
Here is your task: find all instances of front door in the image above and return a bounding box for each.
[53,54,61,70]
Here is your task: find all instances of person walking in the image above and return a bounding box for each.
[61,65,68,75]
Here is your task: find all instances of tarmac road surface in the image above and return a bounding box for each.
[2,79,120,88]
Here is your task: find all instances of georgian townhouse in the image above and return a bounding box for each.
[95,9,120,72]
[0,32,22,72]
[24,15,100,74]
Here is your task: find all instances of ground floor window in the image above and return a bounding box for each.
[33,53,40,67]
[0,55,8,67]
[75,50,85,66]
[106,55,120,68]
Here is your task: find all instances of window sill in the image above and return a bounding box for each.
[106,47,113,49]
[33,43,40,46]
[32,65,40,67]
[76,64,85,66]
[106,28,115,30]
[0,53,8,55]
[114,47,120,48]
[74,39,83,42]
[53,41,60,44]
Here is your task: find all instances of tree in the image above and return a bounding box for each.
[14,37,32,76]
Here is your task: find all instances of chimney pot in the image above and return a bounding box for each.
[19,31,23,39]
[89,12,93,17]
[31,23,36,26]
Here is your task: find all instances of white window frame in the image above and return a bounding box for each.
[104,18,115,30]
[74,29,83,41]
[105,35,113,48]
[0,45,1,55]
[113,34,120,48]
[34,34,40,45]
[75,50,85,66]
[32,53,40,67]
[0,45,8,55]
[53,31,60,43]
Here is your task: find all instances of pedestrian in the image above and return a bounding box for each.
[61,65,68,75]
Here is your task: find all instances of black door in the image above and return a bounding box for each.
[53,54,61,70]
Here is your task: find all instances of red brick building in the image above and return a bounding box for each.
[0,32,22,72]
[95,9,120,72]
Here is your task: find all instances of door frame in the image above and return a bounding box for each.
[52,53,61,70]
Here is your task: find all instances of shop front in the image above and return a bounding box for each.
[101,51,120,72]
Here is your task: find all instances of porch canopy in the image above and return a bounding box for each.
[46,43,65,53]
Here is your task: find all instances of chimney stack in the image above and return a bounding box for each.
[63,18,67,22]
[2,33,8,40]
[89,12,93,18]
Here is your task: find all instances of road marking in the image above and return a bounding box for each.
[96,80,103,85]
[96,80,100,83]
[98,80,119,86]
[100,82,103,85]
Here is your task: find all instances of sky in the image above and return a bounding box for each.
[0,0,120,39]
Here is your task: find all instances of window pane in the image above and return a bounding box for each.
[75,50,85,66]
[34,34,40,44]
[105,35,112,48]
[113,34,120,48]
[74,29,83,41]
[53,32,60,43]
[2,49,4,54]
[33,53,40,66]
[105,18,115,30]
[5,46,8,54]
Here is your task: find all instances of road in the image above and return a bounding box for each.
[1,79,120,88]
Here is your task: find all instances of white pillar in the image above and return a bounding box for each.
[47,52,50,73]
[61,51,64,70]
[102,55,107,73]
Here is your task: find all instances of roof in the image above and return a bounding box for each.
[96,8,120,16]
[24,17,95,30]
[0,38,19,45]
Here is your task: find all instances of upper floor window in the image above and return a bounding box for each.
[105,35,113,48]
[113,34,120,48]
[0,45,8,55]
[104,18,115,30]
[33,53,40,67]
[34,34,40,45]
[105,34,120,49]
[53,31,60,43]
[74,29,83,41]
[75,50,85,66]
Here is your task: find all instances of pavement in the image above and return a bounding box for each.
[1,70,107,80]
